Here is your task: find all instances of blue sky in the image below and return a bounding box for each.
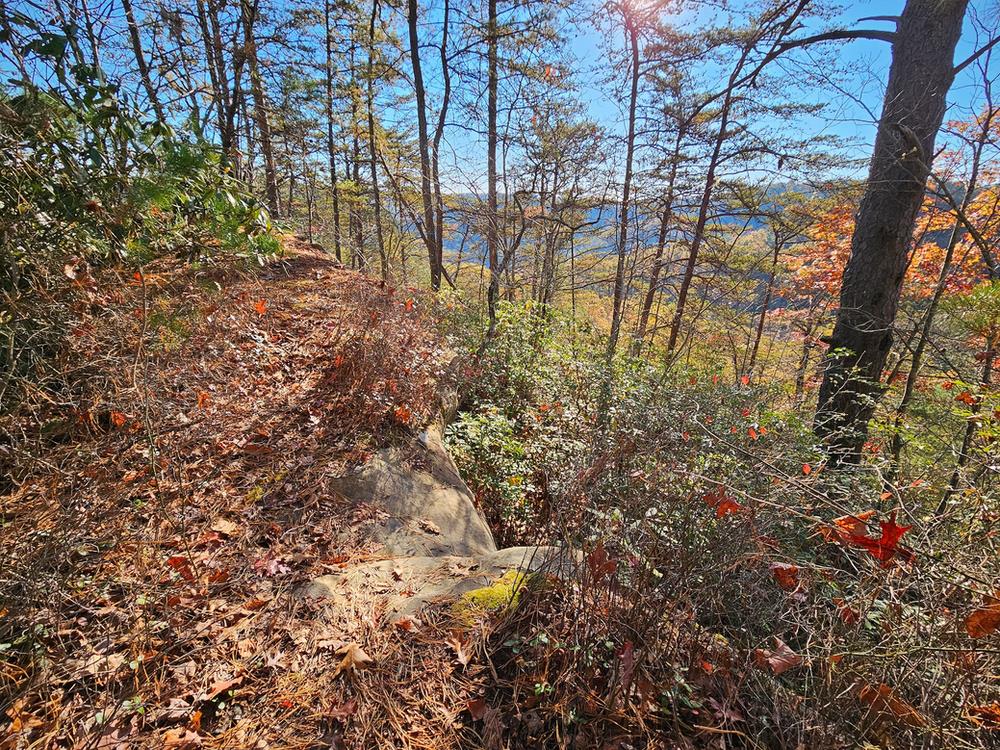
[562,1,998,178]
[427,0,999,192]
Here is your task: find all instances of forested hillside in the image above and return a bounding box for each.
[2,0,999,747]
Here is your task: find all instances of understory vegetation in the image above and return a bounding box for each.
[443,302,999,747]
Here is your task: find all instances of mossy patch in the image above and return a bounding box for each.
[451,570,531,624]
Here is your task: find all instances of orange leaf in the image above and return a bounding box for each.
[801,463,812,475]
[394,616,421,633]
[404,298,415,311]
[818,510,876,543]
[394,404,412,424]
[715,498,743,518]
[955,390,977,406]
[254,299,268,316]
[966,701,1000,729]
[205,675,244,702]
[832,597,860,625]
[966,597,1000,639]
[847,511,913,567]
[166,555,195,582]
[110,410,128,428]
[769,563,800,592]
[857,682,926,727]
[196,391,210,409]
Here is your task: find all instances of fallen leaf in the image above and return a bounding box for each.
[394,616,421,633]
[848,512,913,567]
[966,596,1000,639]
[715,498,743,518]
[966,701,1000,729]
[166,555,195,582]
[447,631,472,667]
[756,637,803,675]
[802,463,812,475]
[833,597,860,625]
[196,391,210,409]
[333,643,373,678]
[818,510,877,543]
[210,518,239,536]
[394,404,412,424]
[955,390,977,406]
[204,675,244,702]
[163,728,202,749]
[252,556,291,576]
[467,698,487,720]
[329,698,358,721]
[254,299,268,316]
[110,411,128,428]
[857,682,926,727]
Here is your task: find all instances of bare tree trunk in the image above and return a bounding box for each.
[816,0,968,462]
[351,127,365,270]
[367,0,388,279]
[939,327,994,512]
[195,0,231,163]
[406,0,440,289]
[324,0,343,262]
[120,0,163,121]
[889,109,995,478]
[209,0,242,165]
[484,0,500,338]
[746,238,782,377]
[241,0,280,217]
[665,58,743,354]
[606,16,639,362]
[632,131,681,353]
[794,328,814,403]
[432,0,451,282]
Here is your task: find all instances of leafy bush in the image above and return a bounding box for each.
[0,22,277,414]
[446,301,999,748]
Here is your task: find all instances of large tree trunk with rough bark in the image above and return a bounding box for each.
[815,0,968,462]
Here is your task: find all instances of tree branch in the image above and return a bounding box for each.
[954,35,1000,75]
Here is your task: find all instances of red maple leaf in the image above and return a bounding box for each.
[848,512,914,567]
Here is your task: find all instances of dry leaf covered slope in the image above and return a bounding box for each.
[2,240,556,749]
